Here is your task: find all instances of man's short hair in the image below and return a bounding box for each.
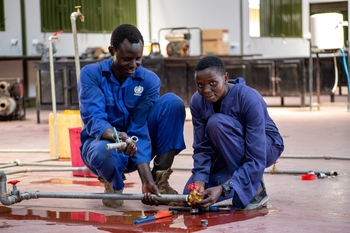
[110,24,144,48]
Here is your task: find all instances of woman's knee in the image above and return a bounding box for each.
[206,114,243,136]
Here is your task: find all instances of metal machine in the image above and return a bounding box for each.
[0,78,25,121]
[158,27,202,57]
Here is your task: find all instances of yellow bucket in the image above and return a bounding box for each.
[49,110,82,159]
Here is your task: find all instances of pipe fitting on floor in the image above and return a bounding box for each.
[0,171,19,205]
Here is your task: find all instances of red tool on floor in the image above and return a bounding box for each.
[134,210,176,224]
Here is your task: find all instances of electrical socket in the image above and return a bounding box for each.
[11,39,18,46]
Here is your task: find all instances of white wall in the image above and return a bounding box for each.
[0,0,22,56]
[148,0,241,56]
[0,0,347,58]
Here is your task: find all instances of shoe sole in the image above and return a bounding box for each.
[242,195,269,211]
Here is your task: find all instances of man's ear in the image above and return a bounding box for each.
[108,46,115,56]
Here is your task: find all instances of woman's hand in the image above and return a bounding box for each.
[194,180,205,193]
[193,185,223,208]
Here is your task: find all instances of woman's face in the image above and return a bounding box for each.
[194,68,229,103]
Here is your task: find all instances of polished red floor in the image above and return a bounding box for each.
[1,97,349,232]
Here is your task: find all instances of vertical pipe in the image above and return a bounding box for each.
[240,0,243,56]
[316,52,320,110]
[71,18,81,85]
[148,0,152,42]
[49,36,59,158]
[309,40,313,111]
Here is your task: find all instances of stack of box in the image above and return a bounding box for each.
[202,29,230,55]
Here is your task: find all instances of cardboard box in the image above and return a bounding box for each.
[202,40,229,55]
[202,29,229,42]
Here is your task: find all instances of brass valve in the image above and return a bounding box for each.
[75,6,85,22]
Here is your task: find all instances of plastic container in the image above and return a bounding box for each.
[69,127,97,178]
[301,174,316,181]
[310,13,344,50]
[49,110,82,158]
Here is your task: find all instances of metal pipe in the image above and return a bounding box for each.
[106,136,139,150]
[171,166,338,176]
[0,149,50,153]
[0,161,72,169]
[70,6,84,85]
[177,153,350,160]
[3,167,88,175]
[279,155,350,160]
[31,192,188,202]
[309,39,313,111]
[49,33,59,158]
[0,171,188,206]
[264,169,338,176]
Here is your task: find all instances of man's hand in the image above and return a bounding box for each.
[141,181,161,206]
[117,132,137,156]
[137,162,161,206]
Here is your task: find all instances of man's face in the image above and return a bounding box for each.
[109,38,143,79]
[194,68,228,103]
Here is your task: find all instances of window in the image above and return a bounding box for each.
[40,0,136,33]
[0,0,5,31]
[249,0,302,38]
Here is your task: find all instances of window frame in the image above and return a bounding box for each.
[40,0,137,34]
[258,0,302,38]
[0,0,5,31]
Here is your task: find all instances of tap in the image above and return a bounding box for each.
[71,5,85,22]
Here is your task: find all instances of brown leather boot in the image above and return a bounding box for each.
[155,168,185,206]
[98,177,123,207]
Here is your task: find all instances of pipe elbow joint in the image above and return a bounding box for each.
[70,12,78,20]
[0,195,18,206]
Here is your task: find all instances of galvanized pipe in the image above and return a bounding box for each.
[28,192,188,202]
[264,169,338,176]
[0,158,59,166]
[171,166,338,176]
[49,34,59,158]
[3,167,88,175]
[0,159,71,169]
[0,171,188,206]
[0,149,50,153]
[70,6,84,85]
[279,155,350,160]
[178,153,350,160]
[0,162,71,168]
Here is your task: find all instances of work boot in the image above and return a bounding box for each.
[98,177,124,207]
[151,150,175,181]
[155,168,185,206]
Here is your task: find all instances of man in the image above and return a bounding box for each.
[184,56,284,210]
[78,24,186,207]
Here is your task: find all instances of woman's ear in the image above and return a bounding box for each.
[224,72,229,83]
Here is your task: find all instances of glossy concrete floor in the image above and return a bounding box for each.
[0,95,349,233]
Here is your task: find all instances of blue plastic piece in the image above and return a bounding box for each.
[134,216,156,224]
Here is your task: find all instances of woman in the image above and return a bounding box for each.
[184,56,284,210]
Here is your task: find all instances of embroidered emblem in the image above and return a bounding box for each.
[134,85,143,96]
